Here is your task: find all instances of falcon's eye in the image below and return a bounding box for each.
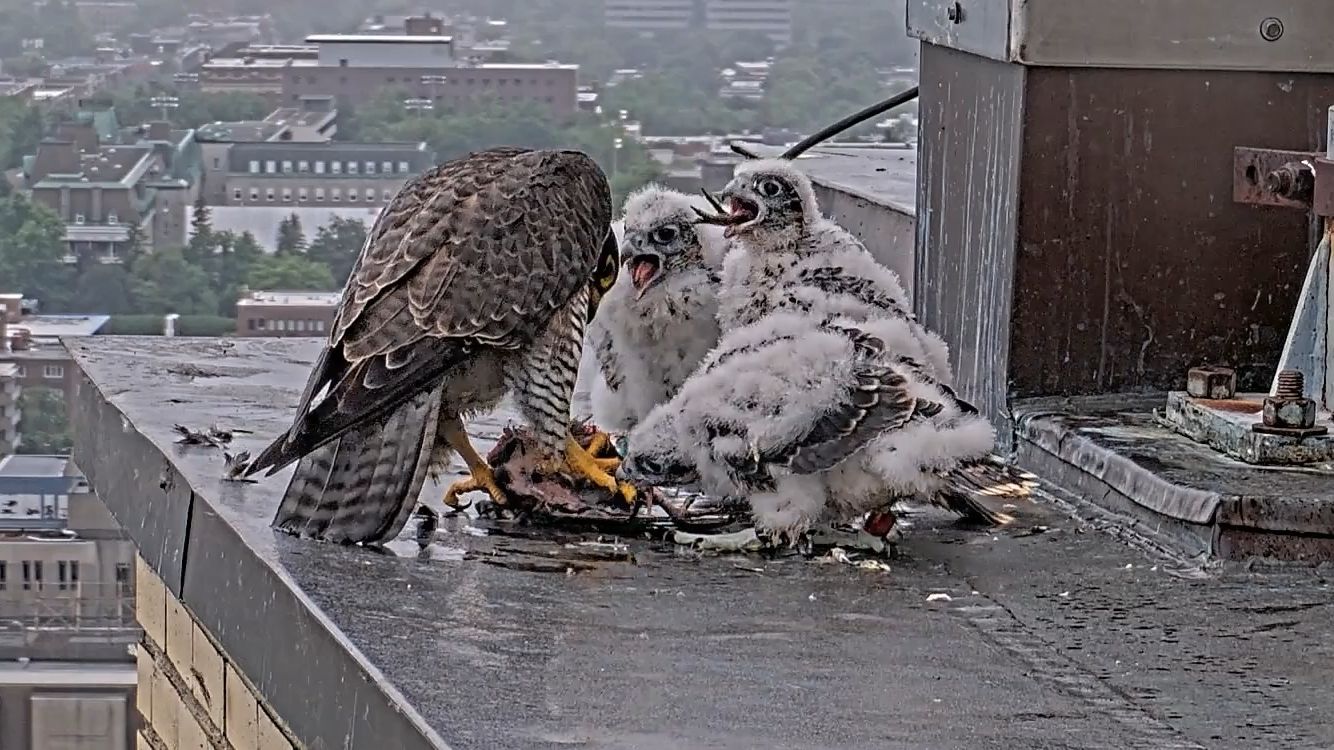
[649,225,679,245]
[758,177,785,198]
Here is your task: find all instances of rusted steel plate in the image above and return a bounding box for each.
[1009,68,1334,398]
[1314,157,1334,216]
[1233,146,1318,208]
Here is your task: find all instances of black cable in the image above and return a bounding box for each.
[727,86,920,160]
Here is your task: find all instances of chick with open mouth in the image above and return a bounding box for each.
[584,186,729,438]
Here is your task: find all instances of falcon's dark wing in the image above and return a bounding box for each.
[246,147,613,543]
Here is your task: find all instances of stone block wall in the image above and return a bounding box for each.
[134,555,299,750]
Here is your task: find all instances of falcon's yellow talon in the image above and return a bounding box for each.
[441,418,507,508]
[443,465,507,508]
[584,431,614,457]
[564,434,639,506]
[616,481,638,507]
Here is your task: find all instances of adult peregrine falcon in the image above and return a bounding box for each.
[245,146,633,545]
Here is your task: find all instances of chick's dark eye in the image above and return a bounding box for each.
[758,178,783,198]
[650,225,679,245]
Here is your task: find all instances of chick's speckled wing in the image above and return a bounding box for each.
[251,146,613,475]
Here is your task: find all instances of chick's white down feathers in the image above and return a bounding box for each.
[584,185,727,433]
[625,312,995,541]
[715,160,953,385]
[620,160,995,540]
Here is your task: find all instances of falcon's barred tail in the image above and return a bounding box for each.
[271,385,445,545]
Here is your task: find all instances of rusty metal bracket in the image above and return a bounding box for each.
[1233,147,1319,208]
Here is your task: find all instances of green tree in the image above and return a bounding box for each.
[0,194,75,310]
[129,247,219,314]
[275,213,307,256]
[187,195,213,261]
[18,387,71,455]
[0,99,45,170]
[247,254,336,292]
[121,222,146,265]
[307,216,367,286]
[71,265,136,314]
[212,230,265,315]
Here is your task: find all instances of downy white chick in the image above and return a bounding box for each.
[616,311,997,545]
[586,185,727,434]
[700,158,954,384]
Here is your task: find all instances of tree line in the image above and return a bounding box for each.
[0,193,365,321]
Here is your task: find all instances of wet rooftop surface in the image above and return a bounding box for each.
[736,144,917,216]
[66,337,1334,750]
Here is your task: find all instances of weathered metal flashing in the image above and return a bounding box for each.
[1014,395,1334,560]
[910,0,1334,72]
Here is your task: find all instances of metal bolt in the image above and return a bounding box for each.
[1255,368,1325,437]
[1264,162,1315,203]
[1260,17,1284,42]
[1276,370,1304,399]
[1187,366,1236,400]
[946,2,964,23]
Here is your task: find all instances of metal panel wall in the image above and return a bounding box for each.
[916,43,1026,442]
[1011,67,1334,397]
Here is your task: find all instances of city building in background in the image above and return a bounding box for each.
[0,295,110,401]
[704,0,794,43]
[196,104,339,204]
[217,140,433,207]
[604,0,697,31]
[201,31,579,116]
[606,0,794,43]
[0,454,137,750]
[234,290,342,337]
[21,119,201,262]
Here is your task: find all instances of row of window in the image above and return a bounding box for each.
[10,365,64,379]
[233,186,393,204]
[246,159,412,176]
[291,75,559,88]
[0,559,80,591]
[247,318,328,333]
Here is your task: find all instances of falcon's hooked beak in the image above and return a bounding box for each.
[625,250,664,299]
[693,186,762,238]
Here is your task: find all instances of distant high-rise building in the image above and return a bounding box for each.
[604,0,695,31]
[704,0,793,43]
[201,35,579,117]
[604,0,792,43]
